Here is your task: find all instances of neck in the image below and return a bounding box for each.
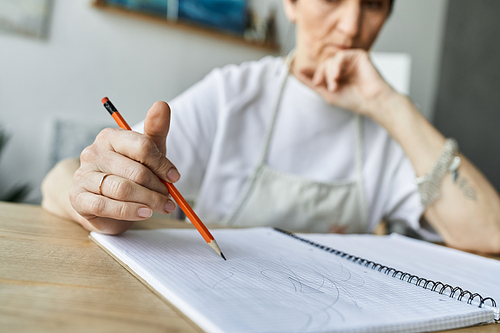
[289,49,322,84]
[289,48,313,77]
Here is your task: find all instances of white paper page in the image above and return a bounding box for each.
[91,228,494,333]
[301,232,500,315]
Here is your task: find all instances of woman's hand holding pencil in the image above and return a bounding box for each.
[68,98,226,259]
[69,101,179,235]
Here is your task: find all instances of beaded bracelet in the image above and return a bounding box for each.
[416,138,460,209]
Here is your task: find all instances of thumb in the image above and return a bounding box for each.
[144,101,171,156]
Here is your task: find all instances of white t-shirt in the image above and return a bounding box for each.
[134,56,438,240]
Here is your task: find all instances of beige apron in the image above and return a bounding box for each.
[221,58,368,233]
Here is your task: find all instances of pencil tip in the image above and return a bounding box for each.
[209,239,226,260]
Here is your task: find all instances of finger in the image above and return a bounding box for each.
[85,172,176,215]
[81,145,169,196]
[143,102,181,183]
[71,191,154,222]
[325,55,346,92]
[312,62,327,87]
[95,128,180,183]
[296,69,330,96]
[144,101,171,156]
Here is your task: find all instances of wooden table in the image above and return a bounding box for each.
[0,202,200,333]
[1,202,498,332]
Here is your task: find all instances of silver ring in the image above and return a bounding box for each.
[98,174,111,196]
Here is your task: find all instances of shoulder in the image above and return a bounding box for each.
[216,56,284,83]
[208,56,284,98]
[176,55,282,116]
[173,56,283,109]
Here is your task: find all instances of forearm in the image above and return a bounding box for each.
[41,157,83,222]
[41,158,134,234]
[41,158,99,230]
[374,94,500,253]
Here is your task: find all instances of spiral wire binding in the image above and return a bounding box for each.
[274,228,497,309]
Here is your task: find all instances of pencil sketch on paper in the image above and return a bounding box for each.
[91,228,500,333]
[163,255,367,330]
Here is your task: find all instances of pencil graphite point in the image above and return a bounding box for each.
[209,240,226,260]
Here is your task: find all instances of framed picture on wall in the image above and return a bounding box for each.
[102,0,247,35]
[104,0,170,18]
[177,0,247,35]
[0,0,52,39]
[93,0,279,51]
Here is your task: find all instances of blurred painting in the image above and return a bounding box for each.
[0,0,52,38]
[178,0,247,35]
[104,0,247,36]
[105,0,169,18]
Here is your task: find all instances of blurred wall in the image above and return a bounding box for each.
[0,0,449,203]
[433,0,500,193]
[373,0,449,118]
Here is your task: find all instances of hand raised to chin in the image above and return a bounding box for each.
[294,49,397,120]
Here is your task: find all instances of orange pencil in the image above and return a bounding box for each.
[101,97,226,260]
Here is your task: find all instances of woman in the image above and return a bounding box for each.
[42,0,500,253]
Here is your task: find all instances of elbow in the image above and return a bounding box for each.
[482,226,500,254]
[445,238,500,255]
[478,215,500,254]
[443,219,500,254]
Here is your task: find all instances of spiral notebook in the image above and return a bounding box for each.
[90,228,500,333]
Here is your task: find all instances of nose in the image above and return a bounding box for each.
[337,1,362,39]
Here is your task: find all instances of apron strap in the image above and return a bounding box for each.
[355,115,368,227]
[257,58,291,165]
[355,115,364,180]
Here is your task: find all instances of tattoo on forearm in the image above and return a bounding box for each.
[453,172,478,201]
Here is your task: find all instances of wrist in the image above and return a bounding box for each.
[370,92,447,175]
[368,91,417,133]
